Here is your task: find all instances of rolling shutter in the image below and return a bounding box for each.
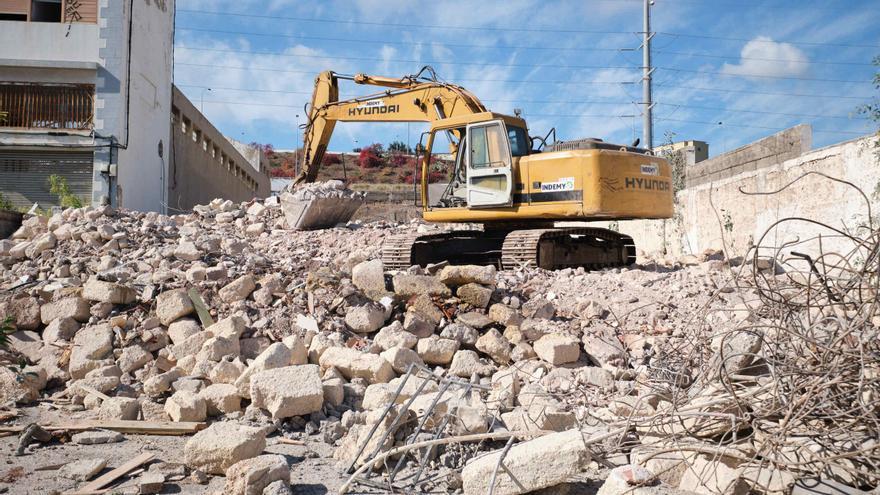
[0,150,93,209]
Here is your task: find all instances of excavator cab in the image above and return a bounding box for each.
[426,112,527,210]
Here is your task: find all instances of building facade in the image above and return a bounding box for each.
[0,0,269,212]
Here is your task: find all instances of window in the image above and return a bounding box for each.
[507,126,529,157]
[469,122,510,169]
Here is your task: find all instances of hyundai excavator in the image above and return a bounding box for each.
[293,67,673,270]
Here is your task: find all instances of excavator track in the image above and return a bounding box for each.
[383,227,635,270]
[501,227,635,270]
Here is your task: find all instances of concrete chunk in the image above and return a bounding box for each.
[461,429,590,495]
[185,422,267,475]
[249,365,324,419]
[156,289,195,325]
[319,346,394,383]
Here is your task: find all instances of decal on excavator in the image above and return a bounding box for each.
[539,177,575,192]
[625,177,670,191]
[348,100,400,116]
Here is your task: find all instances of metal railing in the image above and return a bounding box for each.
[0,83,94,130]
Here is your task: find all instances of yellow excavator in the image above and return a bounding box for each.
[293,67,673,270]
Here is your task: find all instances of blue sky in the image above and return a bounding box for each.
[173,0,880,157]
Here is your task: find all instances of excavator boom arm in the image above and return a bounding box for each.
[294,68,487,184]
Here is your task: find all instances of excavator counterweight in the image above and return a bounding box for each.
[291,67,674,270]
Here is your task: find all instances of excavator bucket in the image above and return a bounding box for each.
[280,180,364,230]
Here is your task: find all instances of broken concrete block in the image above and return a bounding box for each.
[168,319,202,345]
[59,458,107,481]
[219,275,257,303]
[374,321,418,350]
[72,430,124,445]
[475,328,511,364]
[98,396,140,420]
[200,383,242,416]
[69,324,114,379]
[319,346,394,384]
[156,289,195,325]
[138,472,166,494]
[184,422,267,475]
[457,311,494,329]
[345,304,386,333]
[207,315,248,339]
[197,336,240,362]
[0,296,41,330]
[583,330,628,368]
[0,366,40,404]
[210,359,245,384]
[597,465,664,495]
[438,264,496,286]
[249,365,324,419]
[521,297,555,320]
[380,346,424,374]
[40,297,90,324]
[117,345,153,374]
[440,322,479,346]
[461,429,590,495]
[501,405,576,432]
[171,331,214,360]
[449,350,494,378]
[533,333,580,365]
[678,454,748,495]
[403,310,436,338]
[392,274,451,298]
[42,316,80,344]
[456,283,493,308]
[175,240,202,261]
[416,335,459,365]
[488,303,523,327]
[235,342,293,398]
[224,454,289,495]
[352,259,390,300]
[83,278,136,304]
[164,390,207,422]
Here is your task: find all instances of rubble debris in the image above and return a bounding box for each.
[1,181,878,494]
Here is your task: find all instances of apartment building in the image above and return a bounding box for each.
[0,0,269,212]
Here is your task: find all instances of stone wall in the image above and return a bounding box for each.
[611,127,879,259]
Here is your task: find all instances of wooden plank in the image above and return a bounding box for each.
[67,452,155,495]
[0,419,206,436]
[187,288,214,327]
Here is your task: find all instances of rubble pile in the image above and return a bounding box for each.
[0,188,877,494]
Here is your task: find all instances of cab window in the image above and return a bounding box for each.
[507,126,529,157]
[469,122,510,169]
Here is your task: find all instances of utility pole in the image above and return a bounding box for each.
[642,0,654,150]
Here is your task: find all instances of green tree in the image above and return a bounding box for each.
[388,140,411,154]
[48,175,84,208]
[858,55,880,199]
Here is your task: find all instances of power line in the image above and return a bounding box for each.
[175,45,873,84]
[176,26,626,54]
[656,66,870,84]
[193,98,868,136]
[177,8,880,49]
[174,45,636,72]
[175,64,875,102]
[176,8,634,35]
[174,62,637,85]
[176,26,875,67]
[654,82,873,100]
[654,30,880,50]
[174,83,864,120]
[654,49,873,67]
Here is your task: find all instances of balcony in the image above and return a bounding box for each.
[0,83,94,130]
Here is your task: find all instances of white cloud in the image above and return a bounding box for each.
[379,45,396,73]
[721,36,809,79]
